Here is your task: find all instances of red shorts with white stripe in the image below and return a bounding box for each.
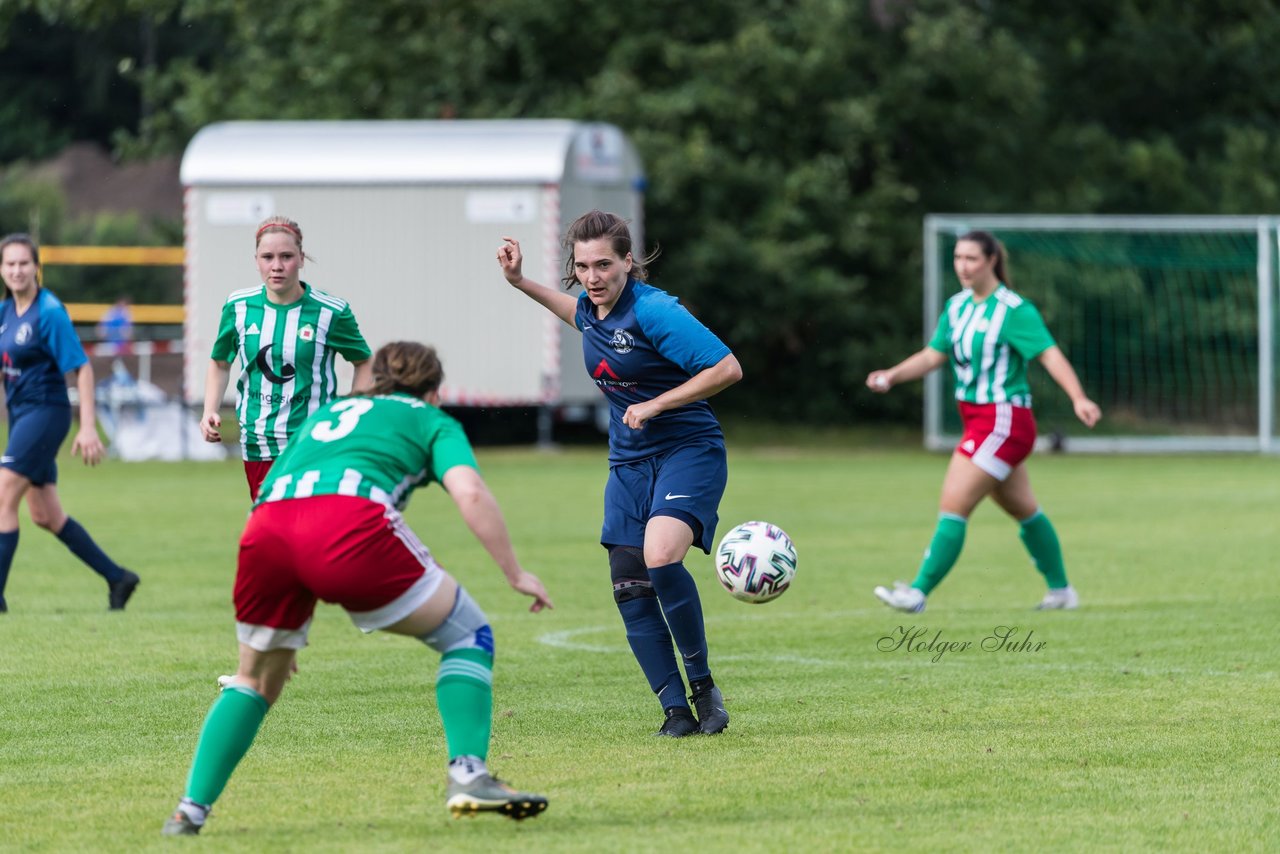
[234,494,444,651]
[956,402,1037,481]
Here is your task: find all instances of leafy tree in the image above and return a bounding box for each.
[6,0,1280,422]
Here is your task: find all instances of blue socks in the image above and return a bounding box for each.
[617,596,685,709]
[648,562,711,684]
[0,529,17,609]
[56,517,125,583]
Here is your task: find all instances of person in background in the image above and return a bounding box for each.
[496,210,742,737]
[0,233,139,613]
[865,230,1101,613]
[96,295,133,356]
[163,342,553,835]
[201,216,372,501]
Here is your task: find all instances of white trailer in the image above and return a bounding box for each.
[180,119,645,436]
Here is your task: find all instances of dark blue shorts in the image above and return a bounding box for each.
[3,404,71,486]
[601,439,727,555]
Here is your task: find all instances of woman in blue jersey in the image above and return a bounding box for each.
[866,230,1101,613]
[497,210,743,737]
[0,233,139,613]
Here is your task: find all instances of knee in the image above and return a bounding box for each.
[610,546,654,604]
[227,674,286,706]
[0,477,27,515]
[255,678,287,706]
[419,587,494,657]
[29,508,61,532]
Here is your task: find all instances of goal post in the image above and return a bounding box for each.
[923,215,1279,453]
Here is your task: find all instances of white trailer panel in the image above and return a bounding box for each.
[181,120,644,410]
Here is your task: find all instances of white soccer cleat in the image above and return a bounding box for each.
[1035,585,1079,610]
[874,581,926,613]
[216,674,235,689]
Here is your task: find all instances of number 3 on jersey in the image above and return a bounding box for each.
[310,398,374,442]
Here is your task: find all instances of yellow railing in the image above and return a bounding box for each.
[40,245,185,266]
[38,245,186,324]
[65,303,185,323]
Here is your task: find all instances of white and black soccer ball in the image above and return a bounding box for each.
[714,520,797,604]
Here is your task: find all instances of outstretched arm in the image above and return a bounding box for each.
[865,347,948,392]
[1038,346,1102,427]
[442,465,554,612]
[496,237,579,327]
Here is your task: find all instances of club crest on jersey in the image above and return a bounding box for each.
[298,324,315,341]
[15,323,33,345]
[609,329,634,354]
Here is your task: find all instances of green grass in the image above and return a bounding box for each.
[1,446,1278,852]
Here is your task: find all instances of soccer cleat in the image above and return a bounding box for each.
[446,773,548,820]
[216,674,235,689]
[654,706,700,738]
[689,681,729,735]
[161,811,202,836]
[108,570,140,611]
[874,581,926,613]
[1035,585,1079,610]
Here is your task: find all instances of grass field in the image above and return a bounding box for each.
[1,442,1277,852]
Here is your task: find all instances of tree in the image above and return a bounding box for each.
[7,0,1280,422]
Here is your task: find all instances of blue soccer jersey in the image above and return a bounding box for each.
[0,289,87,413]
[575,278,731,463]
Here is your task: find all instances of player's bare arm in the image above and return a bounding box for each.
[442,464,554,612]
[622,354,743,430]
[496,237,578,327]
[866,347,947,392]
[201,360,231,442]
[1037,346,1101,428]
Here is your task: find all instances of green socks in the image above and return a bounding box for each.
[910,513,967,595]
[185,685,270,807]
[436,648,494,761]
[1020,510,1069,588]
[906,510,1070,596]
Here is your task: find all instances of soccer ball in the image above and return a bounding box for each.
[714,520,797,604]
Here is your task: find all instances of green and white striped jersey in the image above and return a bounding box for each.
[256,392,478,512]
[211,283,371,461]
[928,285,1055,406]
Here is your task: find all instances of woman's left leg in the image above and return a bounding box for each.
[383,569,547,819]
[992,465,1076,606]
[643,515,729,734]
[164,645,296,835]
[26,482,139,609]
[0,468,31,611]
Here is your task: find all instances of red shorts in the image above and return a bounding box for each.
[234,495,443,650]
[243,460,274,501]
[956,402,1036,481]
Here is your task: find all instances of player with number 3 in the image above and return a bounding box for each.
[163,342,553,835]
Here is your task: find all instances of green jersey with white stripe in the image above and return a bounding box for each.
[211,283,371,460]
[928,284,1055,406]
[256,392,478,511]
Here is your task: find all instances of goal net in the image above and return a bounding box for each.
[923,215,1278,453]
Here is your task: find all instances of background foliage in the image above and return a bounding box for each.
[4,0,1280,420]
